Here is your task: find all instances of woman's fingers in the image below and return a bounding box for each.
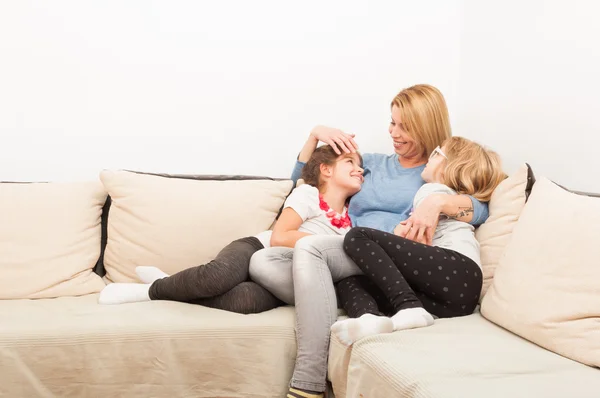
[425,229,434,246]
[313,126,360,155]
[326,138,342,155]
[398,219,412,238]
[340,134,359,153]
[425,218,438,245]
[332,136,351,154]
[405,224,418,241]
[402,216,431,244]
[416,226,427,245]
[348,135,360,151]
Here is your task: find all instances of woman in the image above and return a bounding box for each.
[280,84,489,398]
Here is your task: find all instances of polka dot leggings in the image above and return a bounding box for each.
[338,227,482,319]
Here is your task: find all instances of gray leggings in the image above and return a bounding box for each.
[148,237,283,314]
[249,247,295,305]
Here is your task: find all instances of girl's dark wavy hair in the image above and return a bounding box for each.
[300,145,362,188]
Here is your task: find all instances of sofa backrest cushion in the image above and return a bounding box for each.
[481,177,600,367]
[100,170,293,282]
[0,181,107,299]
[475,163,534,301]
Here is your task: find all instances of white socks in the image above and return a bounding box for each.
[98,283,151,305]
[135,266,169,284]
[391,307,435,331]
[330,308,435,346]
[330,314,394,346]
[98,266,170,305]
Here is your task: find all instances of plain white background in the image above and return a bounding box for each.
[456,0,600,192]
[1,1,598,191]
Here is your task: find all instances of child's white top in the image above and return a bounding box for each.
[259,184,352,248]
[414,183,481,268]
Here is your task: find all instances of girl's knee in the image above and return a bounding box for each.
[336,277,352,288]
[248,251,268,277]
[294,235,325,254]
[345,226,382,244]
[344,227,366,246]
[228,282,276,314]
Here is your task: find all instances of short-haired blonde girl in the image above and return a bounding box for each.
[332,137,505,346]
[437,136,505,202]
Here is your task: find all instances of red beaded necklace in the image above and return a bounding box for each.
[318,194,352,229]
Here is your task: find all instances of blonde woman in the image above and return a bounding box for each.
[279,85,490,398]
[331,137,505,346]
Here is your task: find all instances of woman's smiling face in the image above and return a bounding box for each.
[389,105,424,162]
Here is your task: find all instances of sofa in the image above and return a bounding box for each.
[1,166,599,398]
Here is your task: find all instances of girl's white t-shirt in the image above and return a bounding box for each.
[258,184,351,248]
[413,183,481,267]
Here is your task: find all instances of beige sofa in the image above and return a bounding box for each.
[1,167,599,397]
[328,312,600,398]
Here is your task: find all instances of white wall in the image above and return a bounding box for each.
[456,0,600,192]
[0,1,462,182]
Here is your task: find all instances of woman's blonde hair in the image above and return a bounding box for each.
[440,137,506,202]
[391,84,452,159]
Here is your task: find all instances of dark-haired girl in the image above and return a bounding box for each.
[98,145,364,315]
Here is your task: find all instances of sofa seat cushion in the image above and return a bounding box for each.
[0,295,296,398]
[329,313,600,398]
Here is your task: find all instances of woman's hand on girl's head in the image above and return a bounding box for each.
[310,125,359,155]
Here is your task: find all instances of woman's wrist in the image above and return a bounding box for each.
[298,135,319,163]
[438,194,474,221]
[426,194,446,215]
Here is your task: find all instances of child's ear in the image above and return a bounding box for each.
[319,163,333,178]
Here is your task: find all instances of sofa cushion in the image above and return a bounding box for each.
[0,181,106,299]
[332,313,600,398]
[481,177,600,368]
[475,163,533,301]
[0,294,296,398]
[99,170,293,282]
